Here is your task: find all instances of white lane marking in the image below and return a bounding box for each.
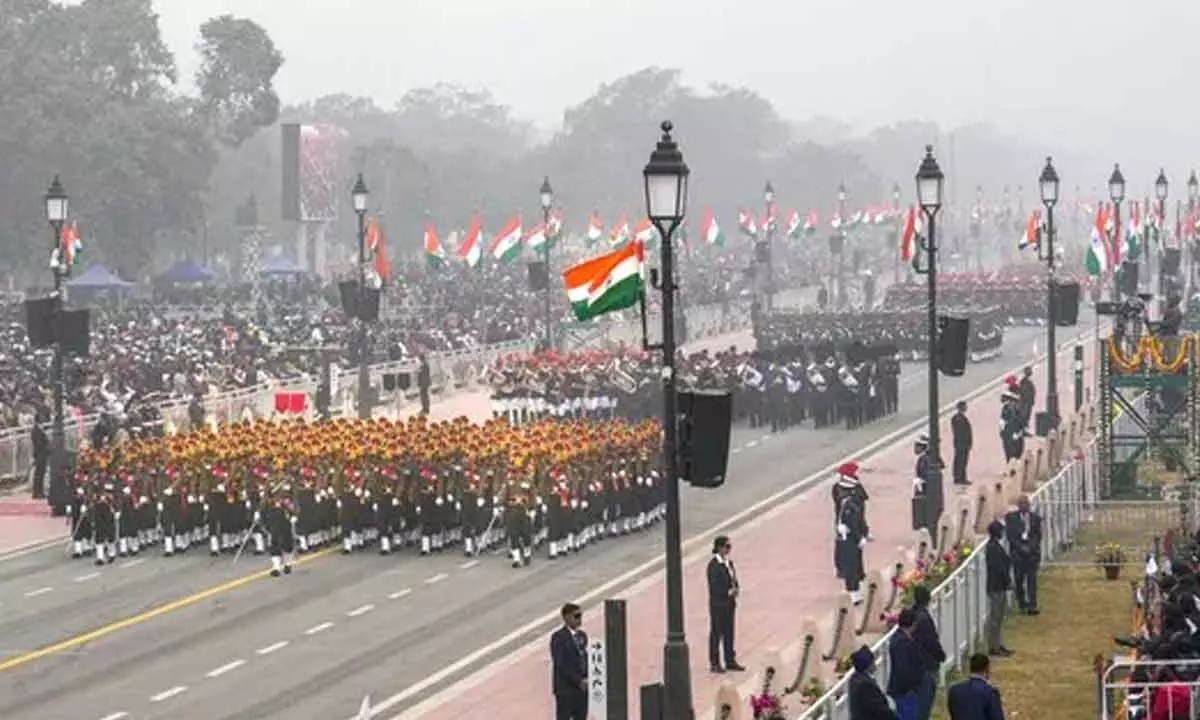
[24,587,52,598]
[745,440,759,449]
[98,713,129,720]
[149,685,187,702]
[305,621,334,636]
[730,447,743,454]
[74,572,101,583]
[459,560,479,570]
[256,641,289,655]
[119,558,145,569]
[205,659,246,678]
[759,434,771,441]
[374,325,1101,720]
[347,604,375,618]
[388,589,412,600]
[424,573,448,585]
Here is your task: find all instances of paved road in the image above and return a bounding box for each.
[0,320,1091,720]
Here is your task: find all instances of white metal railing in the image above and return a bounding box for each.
[797,440,1100,719]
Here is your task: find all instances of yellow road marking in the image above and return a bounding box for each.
[0,547,336,673]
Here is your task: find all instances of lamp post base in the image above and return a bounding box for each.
[662,638,694,720]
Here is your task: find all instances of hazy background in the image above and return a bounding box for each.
[154,0,1191,177]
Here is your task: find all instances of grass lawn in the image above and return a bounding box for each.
[930,565,1135,720]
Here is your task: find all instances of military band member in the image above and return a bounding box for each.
[264,490,296,577]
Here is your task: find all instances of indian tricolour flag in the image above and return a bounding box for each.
[490,215,522,263]
[457,215,483,268]
[424,224,447,268]
[803,210,818,234]
[701,210,724,247]
[1086,204,1112,277]
[609,215,630,247]
[898,206,921,262]
[562,240,645,322]
[1017,210,1040,252]
[586,213,604,247]
[525,224,548,253]
[60,222,82,267]
[737,209,758,238]
[632,218,658,248]
[784,210,802,239]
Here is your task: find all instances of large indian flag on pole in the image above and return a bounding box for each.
[457,215,483,268]
[1085,204,1111,277]
[701,210,724,247]
[562,241,645,321]
[490,215,522,263]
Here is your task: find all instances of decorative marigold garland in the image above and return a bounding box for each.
[1148,336,1192,374]
[1108,337,1147,374]
[1108,335,1195,375]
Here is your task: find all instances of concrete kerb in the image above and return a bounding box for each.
[375,326,1102,720]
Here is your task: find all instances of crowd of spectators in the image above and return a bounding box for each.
[0,240,836,431]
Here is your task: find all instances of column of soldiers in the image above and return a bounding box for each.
[65,415,666,574]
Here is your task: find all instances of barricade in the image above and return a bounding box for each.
[793,439,1101,719]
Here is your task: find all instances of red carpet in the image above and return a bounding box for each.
[0,499,52,517]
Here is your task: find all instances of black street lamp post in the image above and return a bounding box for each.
[763,180,775,311]
[914,147,945,544]
[1155,169,1169,302]
[1039,157,1061,427]
[45,176,68,512]
[1109,164,1126,301]
[540,176,555,350]
[642,121,693,720]
[352,174,370,419]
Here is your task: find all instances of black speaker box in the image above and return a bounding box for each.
[527,261,549,292]
[59,309,90,356]
[1120,262,1139,296]
[359,287,380,322]
[1054,281,1080,326]
[338,280,359,320]
[640,683,665,720]
[25,297,56,348]
[397,373,412,391]
[1163,247,1182,277]
[382,373,397,392]
[754,240,769,263]
[678,390,733,488]
[936,315,969,377]
[828,234,844,255]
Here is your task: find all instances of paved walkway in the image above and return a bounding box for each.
[411,334,1099,720]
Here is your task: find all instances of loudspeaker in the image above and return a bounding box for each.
[1054,281,1081,326]
[828,234,844,255]
[678,390,733,488]
[359,287,380,322]
[1119,262,1139,296]
[24,297,56,348]
[58,309,90,356]
[527,261,549,292]
[936,315,969,377]
[1163,248,1182,277]
[754,241,769,263]
[338,280,359,319]
[397,372,412,391]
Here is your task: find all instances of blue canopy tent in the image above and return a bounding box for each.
[66,264,134,289]
[259,253,305,276]
[157,259,215,284]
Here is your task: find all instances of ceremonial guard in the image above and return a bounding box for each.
[1000,390,1025,462]
[910,433,944,531]
[832,462,869,604]
[950,401,973,485]
[263,489,296,577]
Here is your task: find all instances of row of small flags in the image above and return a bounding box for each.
[402,206,907,270]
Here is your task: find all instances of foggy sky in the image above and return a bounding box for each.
[155,0,1191,175]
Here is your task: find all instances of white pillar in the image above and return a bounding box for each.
[314,222,328,279]
[295,223,308,272]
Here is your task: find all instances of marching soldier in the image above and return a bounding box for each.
[505,481,534,568]
[264,489,296,577]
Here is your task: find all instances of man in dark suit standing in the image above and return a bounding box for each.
[707,535,744,673]
[549,602,588,720]
[946,653,1006,720]
[1004,494,1042,615]
[950,401,972,486]
[417,355,432,415]
[1017,366,1036,431]
[30,410,49,500]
